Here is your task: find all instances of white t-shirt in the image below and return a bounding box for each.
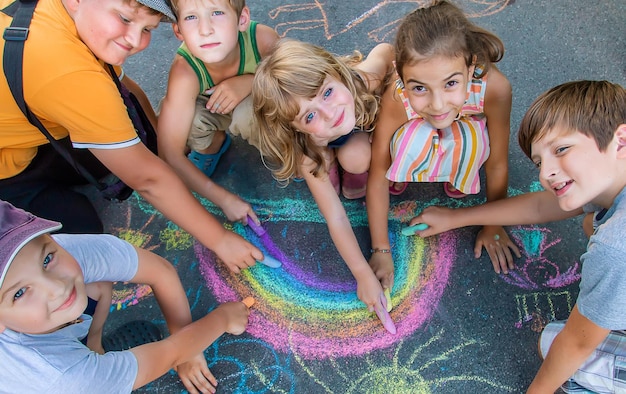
[0,234,139,394]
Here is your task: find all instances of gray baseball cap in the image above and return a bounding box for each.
[137,0,176,22]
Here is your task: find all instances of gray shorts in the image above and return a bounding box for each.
[540,321,626,393]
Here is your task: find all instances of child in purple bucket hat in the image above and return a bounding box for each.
[0,200,251,393]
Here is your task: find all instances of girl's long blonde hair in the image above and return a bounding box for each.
[252,39,383,184]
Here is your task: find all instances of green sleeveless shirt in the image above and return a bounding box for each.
[176,21,261,93]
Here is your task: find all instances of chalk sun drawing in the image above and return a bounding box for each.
[197,197,456,359]
[293,329,513,393]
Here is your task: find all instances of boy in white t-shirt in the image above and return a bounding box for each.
[0,200,250,393]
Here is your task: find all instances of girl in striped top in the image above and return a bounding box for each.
[367,1,518,294]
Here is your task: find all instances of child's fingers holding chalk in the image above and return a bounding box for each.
[257,254,282,268]
[375,293,397,334]
[246,213,263,233]
[401,223,429,236]
[411,206,457,236]
[246,214,266,236]
[242,297,255,308]
[384,288,392,312]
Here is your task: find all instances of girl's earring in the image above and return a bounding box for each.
[454,112,461,121]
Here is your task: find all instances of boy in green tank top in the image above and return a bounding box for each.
[158,0,278,224]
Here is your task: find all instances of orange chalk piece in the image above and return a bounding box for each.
[242,297,255,308]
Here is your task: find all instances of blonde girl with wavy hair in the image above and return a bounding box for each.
[252,38,395,315]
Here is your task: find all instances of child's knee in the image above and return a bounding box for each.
[230,96,261,149]
[337,134,372,173]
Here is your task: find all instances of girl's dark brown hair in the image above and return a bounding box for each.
[395,0,504,80]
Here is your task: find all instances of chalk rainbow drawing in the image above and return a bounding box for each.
[110,185,579,391]
[197,196,457,359]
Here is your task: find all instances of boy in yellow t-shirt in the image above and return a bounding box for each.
[0,0,262,270]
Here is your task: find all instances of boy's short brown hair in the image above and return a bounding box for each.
[169,0,246,19]
[518,80,626,158]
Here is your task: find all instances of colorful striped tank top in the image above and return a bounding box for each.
[176,21,261,94]
[386,73,490,195]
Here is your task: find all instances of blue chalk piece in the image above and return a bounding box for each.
[401,223,429,236]
[258,254,282,268]
[247,215,266,236]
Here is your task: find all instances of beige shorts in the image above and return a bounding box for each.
[187,94,260,151]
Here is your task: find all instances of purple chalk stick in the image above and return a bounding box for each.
[375,293,397,334]
[258,254,282,268]
[247,215,266,236]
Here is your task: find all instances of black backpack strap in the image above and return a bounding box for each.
[106,64,158,154]
[1,1,20,17]
[2,0,106,191]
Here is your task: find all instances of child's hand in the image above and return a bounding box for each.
[175,353,218,394]
[355,270,385,313]
[410,206,457,237]
[213,232,263,273]
[217,191,257,224]
[369,252,395,292]
[204,76,252,115]
[474,225,520,274]
[217,302,251,336]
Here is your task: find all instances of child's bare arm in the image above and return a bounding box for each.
[412,190,583,236]
[355,43,394,91]
[158,59,256,224]
[84,281,112,355]
[527,305,610,393]
[158,58,220,194]
[366,80,408,291]
[130,247,192,333]
[130,302,249,390]
[129,247,218,392]
[302,159,383,312]
[482,66,512,204]
[473,67,518,273]
[204,74,254,115]
[255,23,280,58]
[91,144,261,272]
